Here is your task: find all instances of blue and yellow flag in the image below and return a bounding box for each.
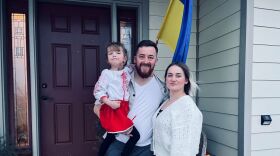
[157,0,193,63]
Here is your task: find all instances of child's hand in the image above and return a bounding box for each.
[122,127,133,137]
[107,100,121,109]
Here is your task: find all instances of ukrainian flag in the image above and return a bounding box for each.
[156,0,193,63]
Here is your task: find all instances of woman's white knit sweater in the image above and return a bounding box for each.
[152,95,203,156]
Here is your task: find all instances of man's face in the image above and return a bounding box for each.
[134,46,157,78]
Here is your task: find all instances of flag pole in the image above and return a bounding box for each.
[155,39,159,45]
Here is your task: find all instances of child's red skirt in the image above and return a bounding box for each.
[99,100,133,133]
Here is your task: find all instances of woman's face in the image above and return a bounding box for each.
[165,65,188,93]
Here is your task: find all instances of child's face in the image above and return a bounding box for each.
[107,47,127,69]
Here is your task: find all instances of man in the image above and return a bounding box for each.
[95,40,167,156]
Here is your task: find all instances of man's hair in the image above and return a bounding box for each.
[135,40,158,56]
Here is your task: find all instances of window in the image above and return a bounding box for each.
[117,7,137,64]
[10,13,30,149]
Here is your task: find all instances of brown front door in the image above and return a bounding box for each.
[38,3,110,156]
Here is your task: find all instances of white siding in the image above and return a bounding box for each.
[252,115,280,133]
[251,149,280,156]
[252,0,280,155]
[252,98,280,115]
[198,0,240,155]
[149,0,197,80]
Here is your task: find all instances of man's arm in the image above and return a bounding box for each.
[93,104,101,118]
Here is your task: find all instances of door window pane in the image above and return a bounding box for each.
[120,21,132,64]
[118,7,137,64]
[11,13,30,148]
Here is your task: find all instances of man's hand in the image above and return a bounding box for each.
[93,105,101,118]
[106,100,121,109]
[101,97,121,109]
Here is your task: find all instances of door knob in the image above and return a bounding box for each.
[42,83,48,88]
[40,96,49,101]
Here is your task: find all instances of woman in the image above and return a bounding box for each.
[152,62,203,156]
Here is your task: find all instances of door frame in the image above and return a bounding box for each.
[28,0,148,156]
[0,0,8,140]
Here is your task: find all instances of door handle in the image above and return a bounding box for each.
[40,96,50,101]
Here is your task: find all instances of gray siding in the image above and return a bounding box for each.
[149,0,198,80]
[197,0,240,155]
[252,0,280,155]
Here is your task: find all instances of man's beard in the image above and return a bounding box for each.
[135,63,154,78]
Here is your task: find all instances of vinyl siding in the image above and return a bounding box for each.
[207,140,238,156]
[198,0,240,155]
[251,0,280,155]
[149,0,198,81]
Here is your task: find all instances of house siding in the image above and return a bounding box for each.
[149,0,198,80]
[197,0,240,155]
[252,0,280,155]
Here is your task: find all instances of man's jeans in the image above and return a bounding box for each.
[105,140,153,156]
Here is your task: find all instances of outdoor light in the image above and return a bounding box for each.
[261,115,272,125]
